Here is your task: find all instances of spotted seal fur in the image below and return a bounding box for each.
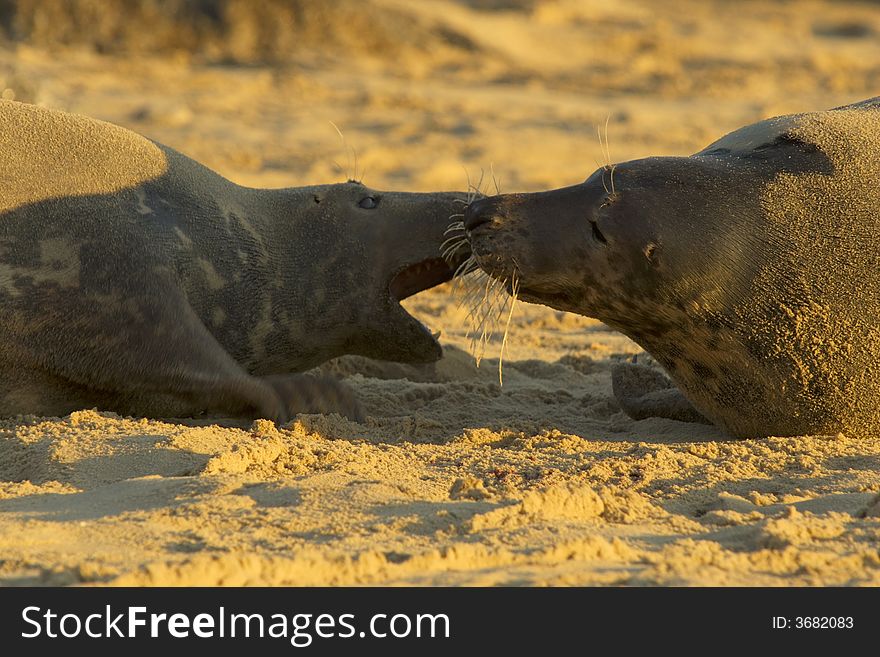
[463,97,880,439]
[0,99,466,423]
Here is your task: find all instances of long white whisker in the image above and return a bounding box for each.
[490,162,502,195]
[453,255,477,280]
[470,277,506,345]
[474,278,509,365]
[602,114,612,167]
[441,234,466,250]
[442,241,469,262]
[498,271,519,385]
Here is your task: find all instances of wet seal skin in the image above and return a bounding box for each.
[464,97,880,439]
[0,99,468,423]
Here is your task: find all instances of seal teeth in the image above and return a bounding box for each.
[389,257,455,301]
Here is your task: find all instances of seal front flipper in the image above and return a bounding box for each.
[261,374,364,423]
[611,362,710,424]
[0,269,360,423]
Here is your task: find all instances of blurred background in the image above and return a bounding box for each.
[1,0,879,192]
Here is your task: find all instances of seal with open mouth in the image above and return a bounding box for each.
[0,99,468,423]
[464,97,880,439]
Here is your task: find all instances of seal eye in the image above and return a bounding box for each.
[589,220,608,245]
[359,196,379,209]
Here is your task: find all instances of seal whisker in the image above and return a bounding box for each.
[445,240,469,258]
[453,254,478,280]
[462,271,493,331]
[464,272,495,323]
[490,162,502,195]
[452,168,506,365]
[457,260,480,281]
[596,124,607,167]
[441,237,463,252]
[597,157,610,195]
[602,114,612,167]
[441,233,466,250]
[464,186,486,205]
[442,238,469,262]
[602,115,617,195]
[476,278,510,365]
[443,222,465,236]
[460,269,491,313]
[441,240,465,257]
[597,115,617,195]
[465,168,487,201]
[460,286,486,322]
[329,120,356,182]
[498,270,520,385]
[470,275,509,364]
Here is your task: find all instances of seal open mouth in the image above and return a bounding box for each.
[384,256,460,357]
[389,257,455,301]
[379,236,471,361]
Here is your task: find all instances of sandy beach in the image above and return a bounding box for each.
[1,0,880,586]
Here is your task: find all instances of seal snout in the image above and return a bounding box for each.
[464,196,502,232]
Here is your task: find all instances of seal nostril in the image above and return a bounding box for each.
[465,212,491,231]
[464,200,494,231]
[590,220,608,245]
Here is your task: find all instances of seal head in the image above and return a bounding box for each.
[464,98,880,438]
[229,180,465,373]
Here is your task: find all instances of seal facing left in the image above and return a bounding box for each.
[463,97,880,439]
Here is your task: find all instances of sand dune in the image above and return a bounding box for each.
[2,0,880,585]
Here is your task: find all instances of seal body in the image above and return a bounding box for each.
[0,99,466,422]
[464,97,880,439]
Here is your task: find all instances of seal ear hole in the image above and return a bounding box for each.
[313,195,322,205]
[752,134,822,158]
[590,220,608,245]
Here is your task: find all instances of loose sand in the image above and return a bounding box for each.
[1,0,880,585]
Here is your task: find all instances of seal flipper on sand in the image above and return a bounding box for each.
[1,267,361,423]
[611,362,710,425]
[261,374,363,423]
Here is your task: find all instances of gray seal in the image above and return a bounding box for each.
[464,97,880,439]
[0,99,467,423]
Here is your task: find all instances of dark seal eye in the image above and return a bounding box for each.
[359,196,378,209]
